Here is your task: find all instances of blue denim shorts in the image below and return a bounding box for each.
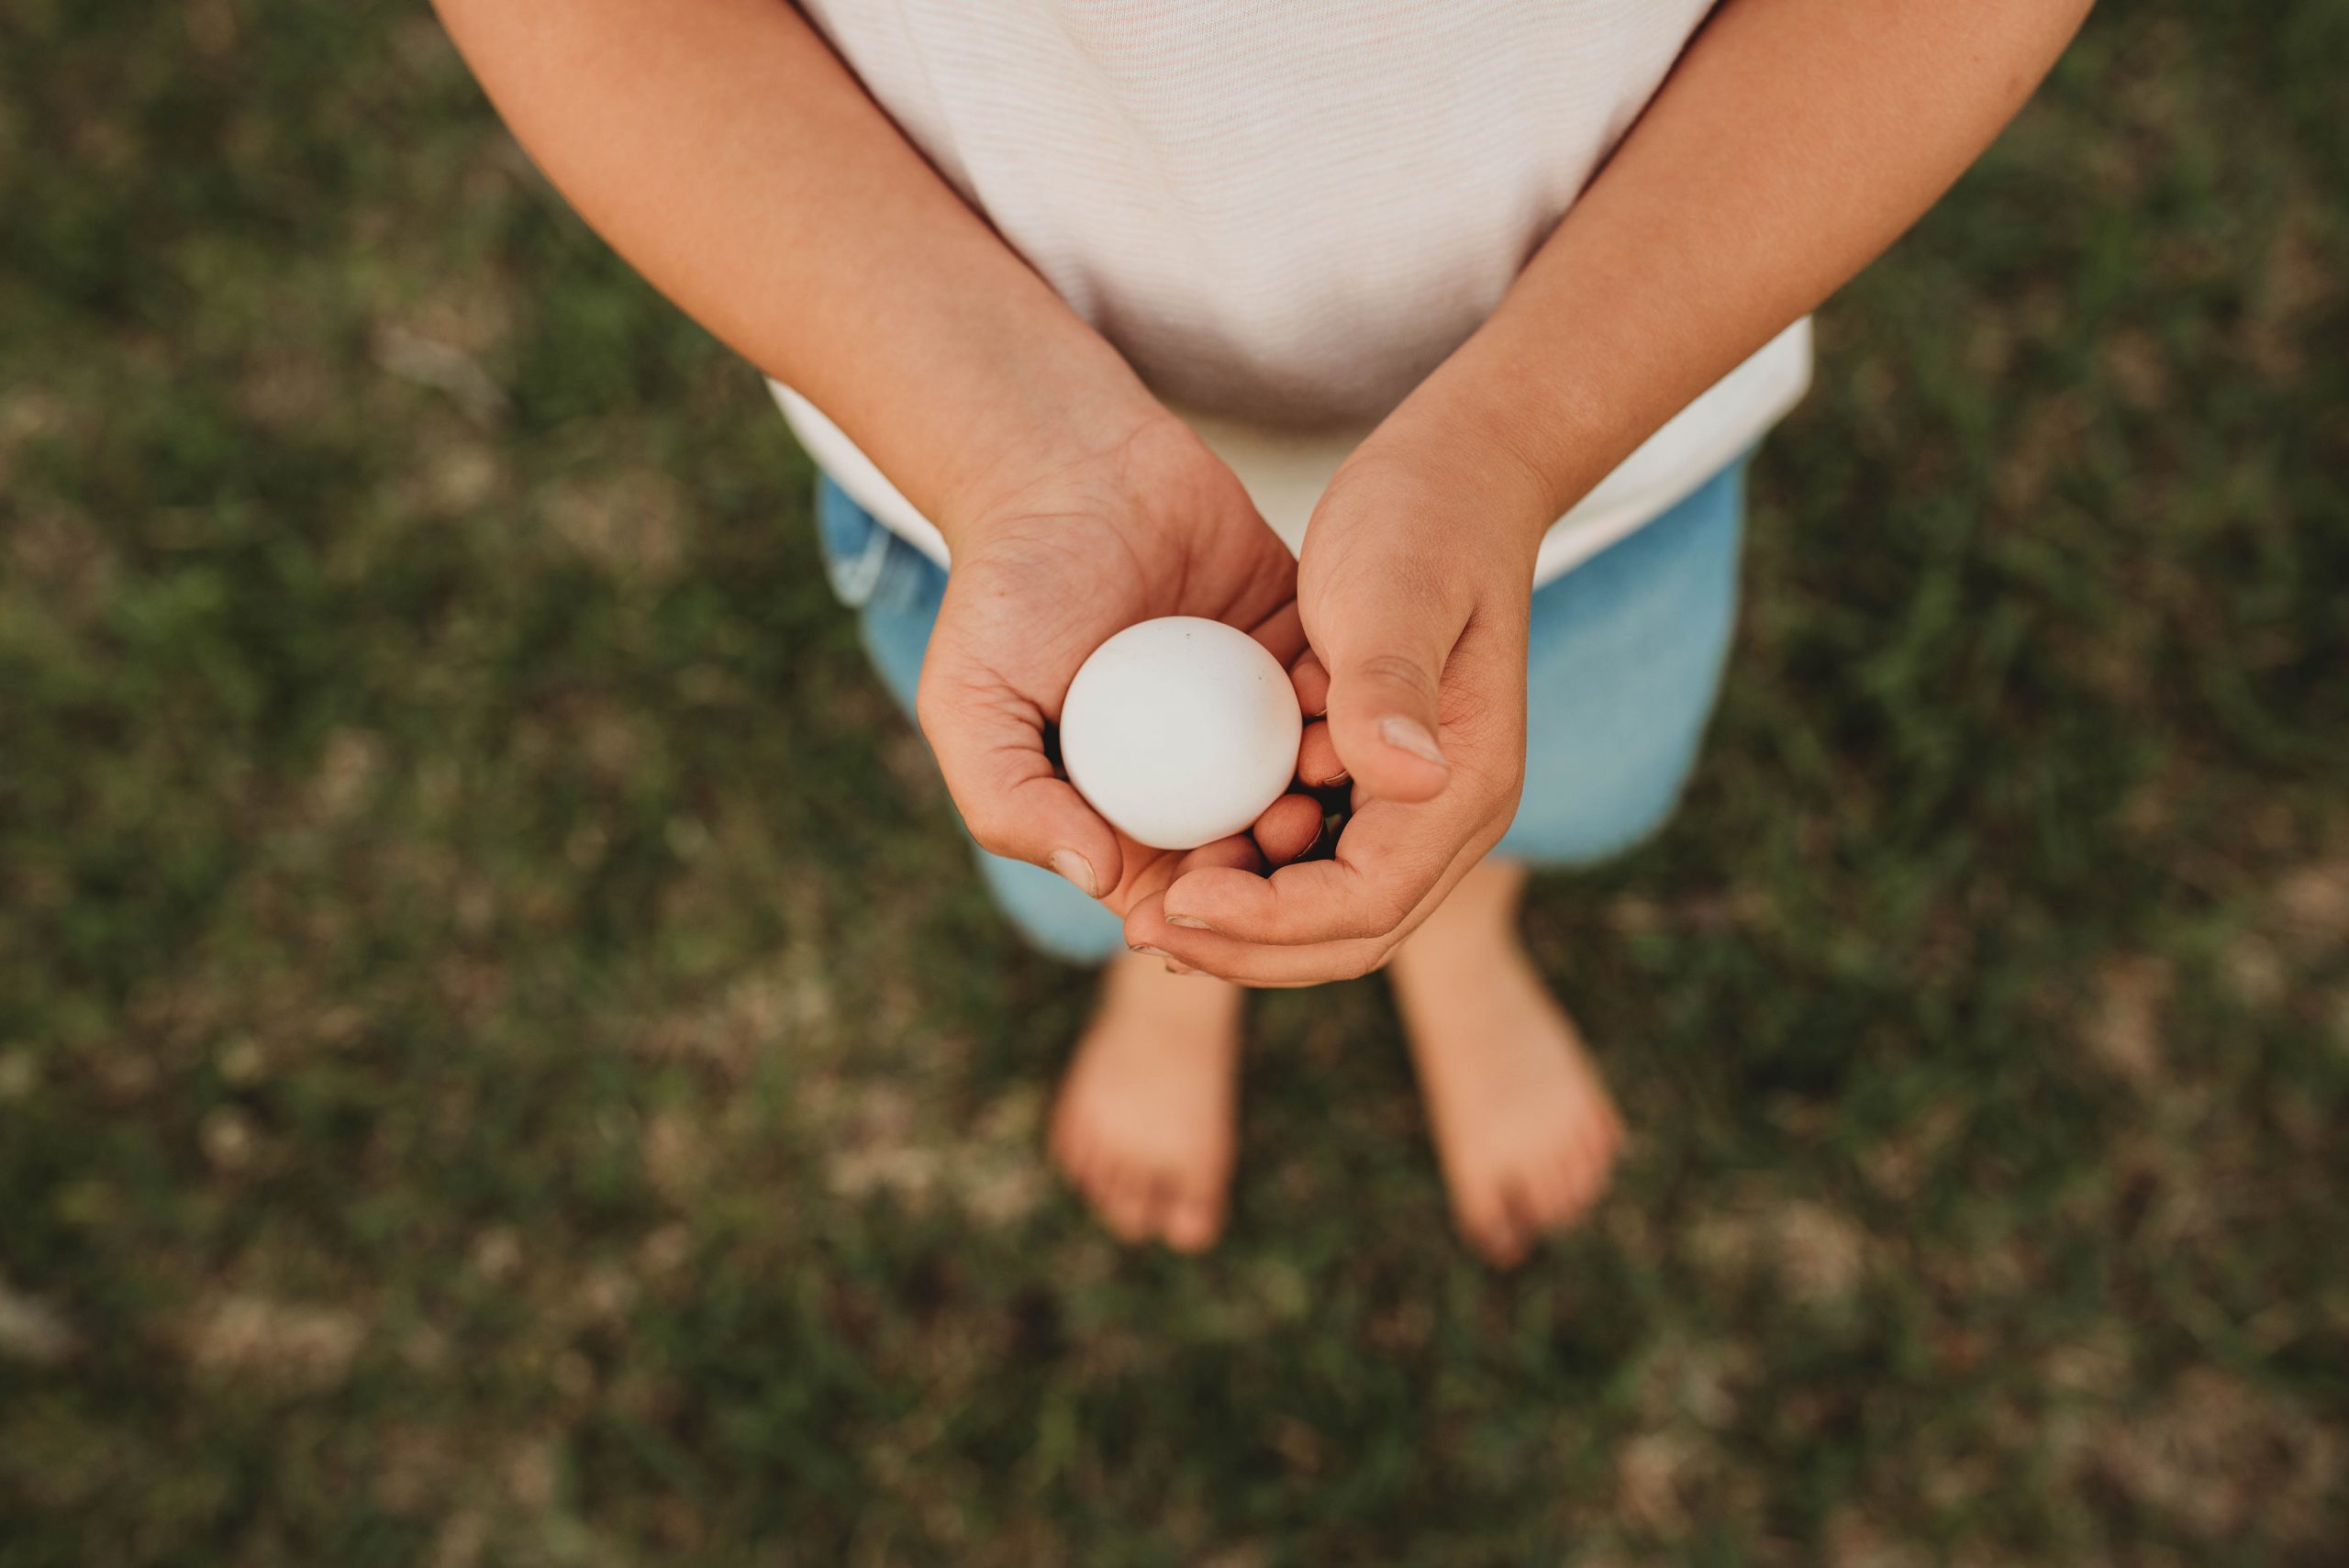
[816,458,1748,964]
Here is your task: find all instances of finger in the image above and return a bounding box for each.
[1250,794,1325,868]
[1249,601,1308,669]
[917,666,1122,898]
[1175,834,1266,878]
[1108,829,1263,915]
[1290,650,1330,717]
[1312,581,1462,804]
[1123,891,1391,987]
[1160,797,1478,945]
[1162,862,1405,947]
[1296,720,1346,787]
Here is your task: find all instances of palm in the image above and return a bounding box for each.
[917,427,1303,912]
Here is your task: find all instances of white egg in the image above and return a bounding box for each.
[1059,617,1303,851]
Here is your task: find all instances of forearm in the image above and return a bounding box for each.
[1367,0,2096,532]
[432,0,1164,534]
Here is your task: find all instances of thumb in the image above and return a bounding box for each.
[1314,583,1462,804]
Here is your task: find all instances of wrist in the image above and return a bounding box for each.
[1326,391,1565,580]
[927,354,1182,553]
[1346,290,1653,560]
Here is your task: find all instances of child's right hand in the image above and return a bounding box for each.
[918,413,1324,919]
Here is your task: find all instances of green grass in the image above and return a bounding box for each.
[4,3,2346,1563]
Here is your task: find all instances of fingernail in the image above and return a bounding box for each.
[1165,962,1201,977]
[1130,943,1173,960]
[1378,715,1448,768]
[1165,914,1211,930]
[1049,849,1098,897]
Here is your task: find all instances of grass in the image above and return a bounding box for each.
[3,2,2346,1563]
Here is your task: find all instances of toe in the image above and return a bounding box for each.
[1163,1190,1224,1253]
[1553,1149,1598,1218]
[1097,1168,1157,1243]
[1483,1220,1531,1270]
[1585,1136,1620,1202]
[1140,1173,1182,1245]
[1579,1116,1622,1198]
[1536,1147,1583,1213]
[1081,1163,1120,1219]
[1456,1189,1527,1269]
[1048,1125,1081,1184]
[1592,1104,1625,1165]
[1049,1115,1095,1187]
[1074,1159,1121,1226]
[1556,1138,1611,1221]
[1047,1091,1092,1168]
[1504,1170,1564,1244]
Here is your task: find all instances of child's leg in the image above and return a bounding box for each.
[1389,858,1621,1268]
[1389,456,1749,1265]
[815,476,1241,1248]
[1049,953,1243,1252]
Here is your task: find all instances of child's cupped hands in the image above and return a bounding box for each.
[1119,445,1543,984]
[923,408,1545,988]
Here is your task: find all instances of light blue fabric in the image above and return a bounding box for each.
[814,456,1749,964]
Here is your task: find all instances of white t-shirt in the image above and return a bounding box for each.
[773,0,1810,587]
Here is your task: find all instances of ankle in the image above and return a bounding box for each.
[1397,904,1525,980]
[1401,861,1528,960]
[1099,949,1244,1025]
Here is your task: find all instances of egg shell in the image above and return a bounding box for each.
[1058,617,1303,851]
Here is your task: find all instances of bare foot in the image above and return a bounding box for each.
[1387,860,1623,1267]
[1048,950,1242,1251]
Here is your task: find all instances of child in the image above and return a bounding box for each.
[436,0,2091,1265]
